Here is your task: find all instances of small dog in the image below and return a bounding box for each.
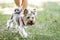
[7,8,28,38]
[22,9,36,25]
[7,8,36,38]
[26,9,36,25]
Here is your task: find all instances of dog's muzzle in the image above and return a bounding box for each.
[27,20,35,25]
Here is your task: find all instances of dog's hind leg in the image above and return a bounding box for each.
[7,14,14,29]
[7,19,13,29]
[18,26,28,38]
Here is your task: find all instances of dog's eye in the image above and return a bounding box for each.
[27,17,30,19]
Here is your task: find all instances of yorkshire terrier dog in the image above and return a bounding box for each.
[26,9,36,25]
[7,8,36,38]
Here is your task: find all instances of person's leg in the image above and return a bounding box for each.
[14,0,20,7]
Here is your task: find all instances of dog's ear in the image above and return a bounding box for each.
[24,9,28,13]
[24,9,28,16]
[33,9,37,16]
[31,9,36,15]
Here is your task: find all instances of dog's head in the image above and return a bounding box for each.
[14,8,22,14]
[26,9,36,25]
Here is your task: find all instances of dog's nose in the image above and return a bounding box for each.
[30,21,33,23]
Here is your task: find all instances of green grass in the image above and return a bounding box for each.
[0,2,60,40]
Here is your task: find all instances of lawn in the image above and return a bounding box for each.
[0,2,60,40]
